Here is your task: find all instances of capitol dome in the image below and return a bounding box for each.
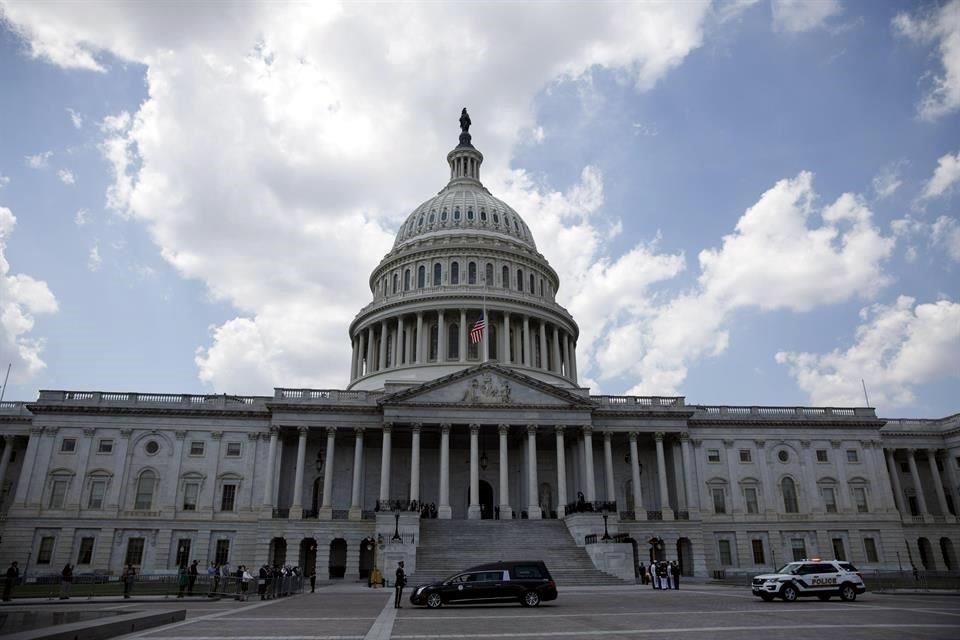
[347,109,579,390]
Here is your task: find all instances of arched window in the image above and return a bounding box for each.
[502,265,509,288]
[485,263,493,286]
[514,220,520,232]
[441,208,448,222]
[135,470,156,510]
[517,269,524,291]
[540,278,544,296]
[480,209,487,222]
[454,207,461,221]
[493,212,500,225]
[429,211,435,224]
[429,324,439,360]
[451,262,460,285]
[403,269,411,291]
[529,273,535,292]
[448,323,459,359]
[392,273,398,294]
[433,263,441,286]
[468,262,477,284]
[782,477,799,514]
[467,208,475,221]
[417,265,425,288]
[417,216,424,228]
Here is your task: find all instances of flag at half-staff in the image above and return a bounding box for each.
[470,313,486,344]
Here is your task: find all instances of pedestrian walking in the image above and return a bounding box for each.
[3,561,18,601]
[671,561,680,590]
[188,560,198,595]
[210,563,220,595]
[258,564,269,600]
[177,563,189,598]
[394,561,406,608]
[60,563,73,599]
[122,563,136,599]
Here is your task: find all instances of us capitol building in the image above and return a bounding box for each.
[0,112,957,583]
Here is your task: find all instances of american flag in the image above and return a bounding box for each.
[470,314,486,344]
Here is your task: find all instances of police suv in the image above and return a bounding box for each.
[752,559,866,602]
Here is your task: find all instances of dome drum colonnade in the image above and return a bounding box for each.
[348,114,579,390]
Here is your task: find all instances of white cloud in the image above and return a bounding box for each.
[58,169,76,184]
[74,208,89,226]
[776,296,960,408]
[0,174,9,188]
[931,215,960,261]
[87,243,102,272]
[922,150,960,199]
[715,0,762,24]
[25,151,52,169]
[66,107,83,128]
[771,0,842,33]
[0,207,59,380]
[894,0,960,120]
[872,163,903,200]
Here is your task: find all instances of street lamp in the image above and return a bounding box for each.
[315,450,324,473]
[392,505,402,542]
[649,536,664,561]
[601,504,612,541]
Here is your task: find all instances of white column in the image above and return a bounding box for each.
[379,320,388,370]
[522,316,531,366]
[502,313,511,365]
[459,310,467,363]
[437,310,446,361]
[349,428,365,520]
[555,427,568,518]
[756,439,773,515]
[800,441,820,513]
[551,326,562,373]
[865,442,894,512]
[583,426,596,503]
[680,433,696,515]
[14,428,41,506]
[602,432,615,502]
[527,425,542,519]
[0,436,13,508]
[655,432,673,518]
[351,337,359,379]
[629,432,645,519]
[570,340,578,382]
[357,331,367,377]
[723,439,740,514]
[410,424,421,503]
[416,312,424,363]
[394,317,402,366]
[907,449,929,516]
[262,427,279,510]
[290,427,308,518]
[320,427,336,518]
[927,449,951,518]
[499,424,512,519]
[439,424,451,519]
[378,424,392,503]
[468,424,481,519]
[405,319,413,364]
[539,323,548,370]
[481,312,489,362]
[833,440,851,512]
[672,440,686,512]
[563,333,571,379]
[885,449,906,514]
[944,447,960,518]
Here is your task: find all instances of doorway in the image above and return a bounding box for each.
[359,537,375,579]
[329,538,347,579]
[300,538,317,579]
[269,537,287,567]
[677,537,693,576]
[480,480,494,519]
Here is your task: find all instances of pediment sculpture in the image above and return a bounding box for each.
[461,373,511,404]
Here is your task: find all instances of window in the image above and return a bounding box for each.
[864,537,879,562]
[540,279,544,296]
[225,442,242,458]
[403,269,411,291]
[135,471,156,510]
[832,537,847,561]
[718,539,732,566]
[454,207,461,221]
[61,438,77,453]
[752,539,766,564]
[516,269,523,291]
[822,487,837,513]
[392,273,398,294]
[493,212,500,224]
[816,449,828,463]
[88,480,106,509]
[853,487,869,513]
[37,537,55,564]
[77,537,95,565]
[145,440,159,455]
[417,265,425,288]
[49,479,68,509]
[739,449,752,463]
[183,481,199,511]
[220,484,237,511]
[512,565,545,579]
[707,449,720,463]
[485,263,493,285]
[791,538,806,562]
[190,441,205,456]
[97,439,114,454]
[467,207,474,220]
[778,450,789,462]
[782,477,799,513]
[441,208,448,222]
[529,273,535,292]
[502,265,509,288]
[846,449,859,463]
[176,539,191,566]
[125,537,145,566]
[451,262,459,285]
[429,211,435,224]
[744,487,759,514]
[468,262,477,284]
[214,539,230,565]
[429,324,438,360]
[433,263,441,285]
[712,487,726,514]
[480,209,487,222]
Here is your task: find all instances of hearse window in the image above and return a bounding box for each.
[479,572,502,581]
[512,565,544,579]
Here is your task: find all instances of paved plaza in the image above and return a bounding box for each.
[3,582,959,640]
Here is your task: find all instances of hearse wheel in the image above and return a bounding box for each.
[522,590,541,607]
[426,593,443,608]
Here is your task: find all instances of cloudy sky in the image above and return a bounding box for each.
[0,0,958,417]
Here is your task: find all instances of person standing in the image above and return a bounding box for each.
[177,563,189,598]
[122,563,136,599]
[638,562,647,585]
[309,567,316,593]
[258,564,269,600]
[3,561,18,601]
[394,561,406,608]
[188,560,199,595]
[60,563,73,599]
[671,561,680,590]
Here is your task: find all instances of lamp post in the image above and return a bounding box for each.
[649,536,664,562]
[601,504,612,541]
[392,506,402,542]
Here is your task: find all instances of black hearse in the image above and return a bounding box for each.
[409,561,558,608]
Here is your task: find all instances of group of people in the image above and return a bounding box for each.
[257,564,306,599]
[639,560,681,590]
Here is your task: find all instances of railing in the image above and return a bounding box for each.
[564,500,617,514]
[332,510,349,520]
[272,508,290,519]
[121,510,162,518]
[778,513,811,521]
[5,573,304,600]
[585,533,630,545]
[302,510,318,519]
[273,389,380,402]
[375,499,421,512]
[698,405,876,418]
[594,396,685,407]
[646,510,662,520]
[353,285,576,323]
[675,511,690,521]
[38,390,265,408]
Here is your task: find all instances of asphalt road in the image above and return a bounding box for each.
[3,583,958,640]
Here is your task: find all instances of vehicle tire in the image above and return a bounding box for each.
[839,584,857,602]
[780,584,799,602]
[817,594,830,601]
[426,593,443,609]
[760,593,774,602]
[521,590,541,607]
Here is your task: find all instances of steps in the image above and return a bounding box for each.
[412,519,630,586]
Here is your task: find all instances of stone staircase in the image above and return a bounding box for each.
[411,519,630,586]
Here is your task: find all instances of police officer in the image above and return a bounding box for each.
[394,561,406,608]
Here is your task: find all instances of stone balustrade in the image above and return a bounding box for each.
[36,390,266,408]
[594,396,685,407]
[697,405,876,418]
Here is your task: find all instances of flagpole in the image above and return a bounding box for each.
[482,274,488,363]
